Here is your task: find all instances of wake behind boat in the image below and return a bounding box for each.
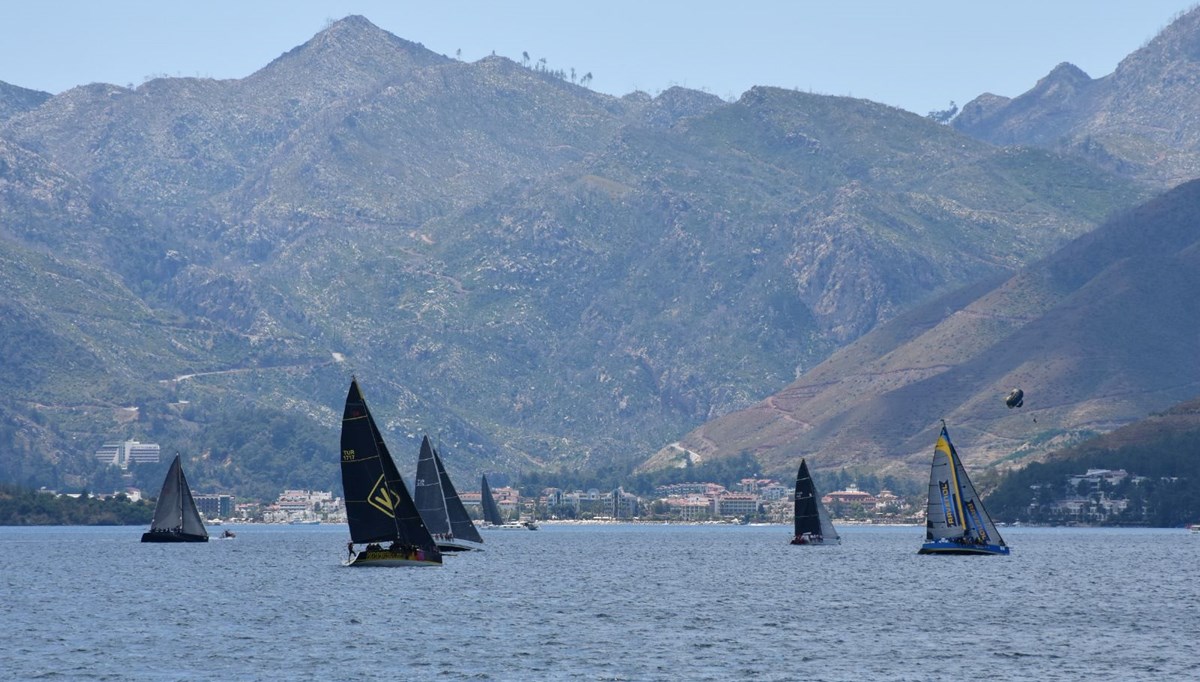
[919,423,1010,556]
[339,377,442,567]
[141,453,208,543]
[790,458,839,545]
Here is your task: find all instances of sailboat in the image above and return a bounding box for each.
[919,422,1010,556]
[480,474,526,530]
[339,377,442,567]
[480,474,504,525]
[141,454,208,543]
[414,436,485,552]
[790,459,839,545]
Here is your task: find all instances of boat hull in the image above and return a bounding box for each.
[345,546,442,567]
[435,537,485,552]
[141,531,208,543]
[918,540,1009,556]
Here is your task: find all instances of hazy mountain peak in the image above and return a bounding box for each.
[1040,62,1092,87]
[952,6,1200,185]
[1114,6,1200,72]
[249,14,449,87]
[0,81,51,122]
[638,86,726,128]
[307,14,414,53]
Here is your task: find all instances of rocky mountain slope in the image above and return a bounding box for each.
[648,179,1200,480]
[0,14,1183,496]
[954,7,1200,188]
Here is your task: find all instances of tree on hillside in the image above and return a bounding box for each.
[927,101,958,124]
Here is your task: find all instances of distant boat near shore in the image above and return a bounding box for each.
[141,454,209,543]
[790,458,839,546]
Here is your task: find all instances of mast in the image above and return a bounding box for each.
[941,424,969,534]
[178,455,184,529]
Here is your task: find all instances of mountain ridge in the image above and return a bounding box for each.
[1,12,1193,497]
[954,6,1200,187]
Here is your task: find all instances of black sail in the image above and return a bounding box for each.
[340,378,438,551]
[414,436,451,536]
[793,459,839,541]
[143,453,208,542]
[434,447,484,544]
[480,475,505,525]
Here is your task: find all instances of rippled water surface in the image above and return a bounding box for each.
[1,524,1197,681]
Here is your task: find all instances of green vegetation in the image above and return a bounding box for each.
[0,484,154,525]
[987,430,1200,527]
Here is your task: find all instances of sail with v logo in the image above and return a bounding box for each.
[368,474,398,517]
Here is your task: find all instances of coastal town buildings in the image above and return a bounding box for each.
[194,493,235,520]
[262,489,345,523]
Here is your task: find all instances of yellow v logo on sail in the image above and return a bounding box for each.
[368,474,399,517]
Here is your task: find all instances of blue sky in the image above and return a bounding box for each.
[2,1,1195,115]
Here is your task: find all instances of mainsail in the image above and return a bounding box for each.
[434,446,484,544]
[414,436,451,536]
[922,424,1007,551]
[480,474,505,525]
[142,454,208,542]
[340,378,438,552]
[793,459,839,543]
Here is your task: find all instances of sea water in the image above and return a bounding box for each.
[0,523,1196,681]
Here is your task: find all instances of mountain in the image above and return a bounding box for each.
[0,15,1165,497]
[0,81,50,123]
[953,7,1200,188]
[647,178,1200,480]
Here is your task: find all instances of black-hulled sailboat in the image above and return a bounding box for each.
[340,378,442,567]
[141,454,208,543]
[919,422,1010,556]
[414,436,485,552]
[790,459,839,545]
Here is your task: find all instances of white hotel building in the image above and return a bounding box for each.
[94,440,161,469]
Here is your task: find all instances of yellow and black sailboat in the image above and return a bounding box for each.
[919,422,1010,556]
[340,377,442,567]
